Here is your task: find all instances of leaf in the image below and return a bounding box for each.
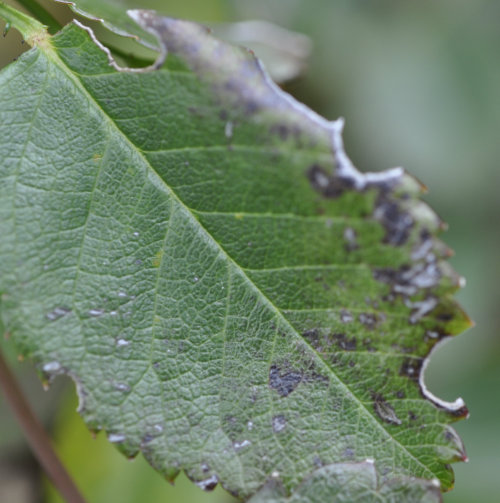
[0,6,470,501]
[54,0,159,49]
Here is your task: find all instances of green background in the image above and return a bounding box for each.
[0,1,498,502]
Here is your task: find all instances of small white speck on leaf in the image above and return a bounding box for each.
[225,121,233,138]
[233,439,251,451]
[108,433,125,443]
[43,361,61,373]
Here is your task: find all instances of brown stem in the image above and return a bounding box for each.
[0,349,86,503]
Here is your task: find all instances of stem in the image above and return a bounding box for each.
[11,0,62,33]
[0,349,86,503]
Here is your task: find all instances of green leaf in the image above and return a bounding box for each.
[0,7,470,501]
[54,0,159,48]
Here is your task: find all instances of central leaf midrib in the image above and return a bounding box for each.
[47,37,437,481]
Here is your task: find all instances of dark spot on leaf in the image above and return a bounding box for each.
[409,411,418,421]
[194,474,219,491]
[340,309,354,323]
[436,312,454,322]
[242,98,258,115]
[225,415,237,426]
[373,198,414,246]
[342,447,355,459]
[372,393,402,425]
[332,333,357,351]
[313,456,323,467]
[302,329,325,353]
[396,390,405,399]
[306,164,354,198]
[363,338,376,352]
[380,466,391,476]
[303,328,320,341]
[270,124,290,140]
[307,371,330,386]
[269,364,303,397]
[374,262,441,301]
[358,312,378,329]
[400,358,423,381]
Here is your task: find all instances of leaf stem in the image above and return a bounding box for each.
[0,349,86,503]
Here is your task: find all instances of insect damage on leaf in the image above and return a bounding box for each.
[0,6,472,501]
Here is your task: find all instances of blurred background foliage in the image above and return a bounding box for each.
[0,0,498,502]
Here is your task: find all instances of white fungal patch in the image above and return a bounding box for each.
[43,361,61,373]
[114,383,131,392]
[343,227,358,251]
[224,121,233,139]
[46,306,70,321]
[411,238,433,261]
[406,297,438,324]
[233,439,251,451]
[272,415,287,433]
